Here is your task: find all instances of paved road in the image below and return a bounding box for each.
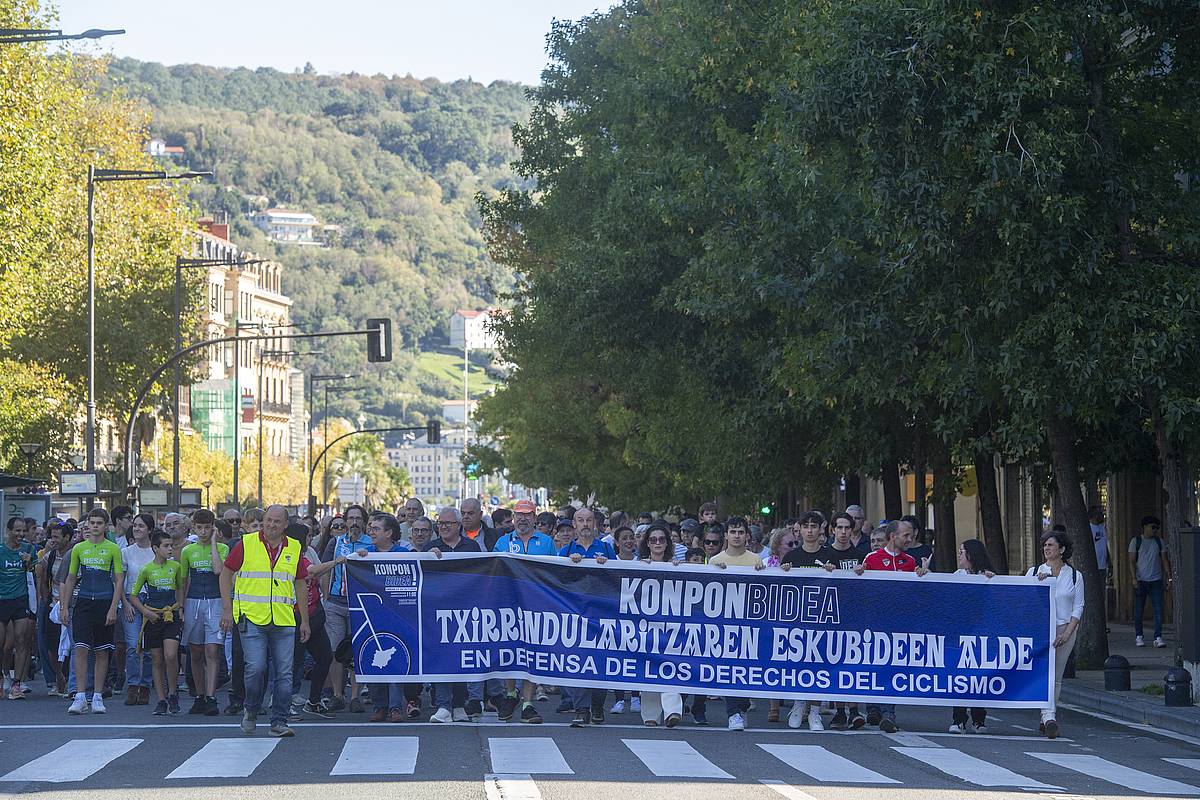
[0,692,1197,799]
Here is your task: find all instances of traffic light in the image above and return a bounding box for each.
[426,419,441,445]
[760,503,773,515]
[365,318,392,363]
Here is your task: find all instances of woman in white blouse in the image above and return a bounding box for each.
[1026,530,1084,739]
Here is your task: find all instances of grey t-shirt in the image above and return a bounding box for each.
[1129,535,1164,582]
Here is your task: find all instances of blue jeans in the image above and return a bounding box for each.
[1134,580,1165,638]
[435,681,482,711]
[122,609,152,688]
[369,683,404,712]
[242,621,295,725]
[565,685,607,712]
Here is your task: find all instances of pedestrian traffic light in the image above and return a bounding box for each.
[466,460,481,479]
[427,419,441,445]
[760,503,772,515]
[365,318,392,363]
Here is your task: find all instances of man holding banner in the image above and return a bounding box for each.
[557,506,615,727]
[426,507,484,723]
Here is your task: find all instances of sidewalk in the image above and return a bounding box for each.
[1060,622,1200,738]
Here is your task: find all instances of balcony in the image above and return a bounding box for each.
[261,401,293,416]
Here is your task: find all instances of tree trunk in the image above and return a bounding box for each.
[1045,410,1109,668]
[1150,394,1190,667]
[845,474,861,507]
[914,462,928,531]
[974,450,1009,574]
[882,460,902,520]
[931,449,957,573]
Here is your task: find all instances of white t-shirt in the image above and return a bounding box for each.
[121,542,156,597]
[1026,563,1085,627]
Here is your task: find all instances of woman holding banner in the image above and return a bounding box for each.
[1026,530,1084,740]
[637,523,684,728]
[950,539,996,734]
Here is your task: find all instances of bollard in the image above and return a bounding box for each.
[1104,654,1131,691]
[1165,666,1193,707]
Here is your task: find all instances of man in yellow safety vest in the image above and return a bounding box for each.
[220,504,310,737]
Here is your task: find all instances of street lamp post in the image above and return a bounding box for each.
[172,256,267,507]
[86,167,210,510]
[256,349,323,506]
[202,479,212,508]
[308,373,351,513]
[0,27,124,44]
[17,443,43,479]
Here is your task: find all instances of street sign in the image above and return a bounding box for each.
[58,472,99,496]
[338,474,366,504]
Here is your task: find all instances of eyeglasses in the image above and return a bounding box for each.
[411,527,431,534]
[437,521,458,527]
[648,536,668,544]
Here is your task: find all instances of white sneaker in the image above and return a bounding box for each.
[1135,635,1146,647]
[630,696,641,713]
[1155,637,1167,648]
[808,706,824,731]
[452,707,469,722]
[948,723,968,734]
[430,707,452,723]
[973,723,988,734]
[610,700,625,714]
[68,694,89,714]
[727,712,746,731]
[787,702,804,729]
[90,695,106,714]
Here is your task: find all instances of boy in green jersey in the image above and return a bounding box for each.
[179,509,228,715]
[62,509,124,714]
[129,531,184,715]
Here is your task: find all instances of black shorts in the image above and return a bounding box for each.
[72,598,115,651]
[142,616,183,650]
[0,598,33,625]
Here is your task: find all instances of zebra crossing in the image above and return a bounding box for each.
[0,731,1198,795]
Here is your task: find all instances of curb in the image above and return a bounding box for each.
[1061,682,1200,738]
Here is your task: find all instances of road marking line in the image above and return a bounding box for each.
[622,738,733,779]
[1166,758,1200,772]
[489,737,572,775]
[484,773,542,800]
[760,780,820,800]
[167,738,279,779]
[895,746,1062,790]
[1059,702,1200,747]
[885,732,943,748]
[330,736,419,775]
[0,738,142,783]
[1028,753,1200,795]
[758,744,899,784]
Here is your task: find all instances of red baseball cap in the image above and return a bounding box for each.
[513,499,536,513]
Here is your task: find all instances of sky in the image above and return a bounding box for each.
[51,0,616,85]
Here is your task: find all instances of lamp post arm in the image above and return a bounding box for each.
[124,328,371,488]
[307,426,425,512]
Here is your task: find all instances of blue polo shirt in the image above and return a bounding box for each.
[361,541,412,553]
[494,531,557,556]
[558,538,616,560]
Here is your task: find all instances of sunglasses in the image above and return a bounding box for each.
[703,539,722,546]
[782,540,798,548]
[228,518,242,524]
[331,523,347,530]
[648,536,668,544]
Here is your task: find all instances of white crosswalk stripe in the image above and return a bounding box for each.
[1167,758,1200,773]
[895,746,1061,790]
[330,736,419,775]
[489,737,573,774]
[1028,753,1200,795]
[622,738,733,779]
[0,738,143,783]
[167,738,280,779]
[758,744,899,784]
[484,773,543,800]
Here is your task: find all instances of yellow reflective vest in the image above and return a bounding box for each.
[233,534,301,626]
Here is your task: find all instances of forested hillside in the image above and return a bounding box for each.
[104,59,530,427]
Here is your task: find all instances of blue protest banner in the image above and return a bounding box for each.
[346,553,1054,708]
